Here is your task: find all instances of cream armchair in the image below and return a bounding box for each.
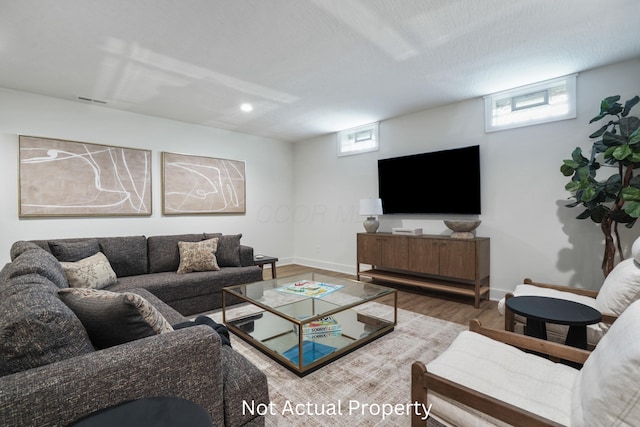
[411,300,640,426]
[498,238,640,347]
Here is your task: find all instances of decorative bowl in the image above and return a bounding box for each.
[444,220,481,239]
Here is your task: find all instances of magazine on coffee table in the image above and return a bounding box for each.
[276,280,344,298]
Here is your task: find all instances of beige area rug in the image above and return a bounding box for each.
[209,302,466,426]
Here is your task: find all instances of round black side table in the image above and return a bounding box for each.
[505,295,601,349]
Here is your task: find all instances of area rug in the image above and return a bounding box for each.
[209,302,466,426]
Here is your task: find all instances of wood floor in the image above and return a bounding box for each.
[266,264,504,330]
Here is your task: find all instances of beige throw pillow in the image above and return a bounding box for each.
[60,252,117,289]
[177,238,220,274]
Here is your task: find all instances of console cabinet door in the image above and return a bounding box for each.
[357,233,380,265]
[378,236,408,270]
[439,240,476,280]
[357,234,408,270]
[408,238,440,274]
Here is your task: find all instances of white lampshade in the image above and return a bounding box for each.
[359,198,383,216]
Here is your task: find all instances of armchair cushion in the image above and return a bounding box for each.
[572,299,640,426]
[595,258,640,318]
[426,330,577,426]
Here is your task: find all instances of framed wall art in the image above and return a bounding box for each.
[18,135,152,217]
[162,151,246,215]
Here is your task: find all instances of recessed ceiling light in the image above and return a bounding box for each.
[240,103,254,112]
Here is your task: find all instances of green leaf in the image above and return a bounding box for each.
[589,122,612,138]
[622,96,640,117]
[560,163,575,176]
[602,96,621,110]
[571,147,587,163]
[603,131,626,146]
[565,181,583,192]
[590,205,610,223]
[620,116,640,137]
[624,201,640,218]
[581,186,597,202]
[622,186,640,201]
[613,144,633,160]
[576,208,591,219]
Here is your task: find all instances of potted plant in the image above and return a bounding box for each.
[561,94,640,276]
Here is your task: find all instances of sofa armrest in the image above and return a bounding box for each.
[239,245,254,267]
[0,326,224,427]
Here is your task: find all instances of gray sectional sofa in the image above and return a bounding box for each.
[30,232,264,315]
[0,237,269,426]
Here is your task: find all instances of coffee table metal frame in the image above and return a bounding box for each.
[223,272,397,376]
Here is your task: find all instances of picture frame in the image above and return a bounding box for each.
[162,151,246,215]
[18,135,152,217]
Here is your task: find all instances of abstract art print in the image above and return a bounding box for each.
[18,135,152,217]
[162,152,246,214]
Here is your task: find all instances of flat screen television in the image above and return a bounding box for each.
[378,145,481,214]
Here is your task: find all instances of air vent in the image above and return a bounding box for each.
[78,96,107,104]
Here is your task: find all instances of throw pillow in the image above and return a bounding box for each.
[205,233,242,267]
[177,238,220,274]
[60,252,118,289]
[58,288,174,349]
[49,239,100,262]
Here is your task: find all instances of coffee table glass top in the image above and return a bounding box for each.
[222,273,397,376]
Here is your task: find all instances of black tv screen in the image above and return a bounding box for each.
[378,145,481,214]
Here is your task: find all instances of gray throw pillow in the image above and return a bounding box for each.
[49,240,100,262]
[58,288,174,349]
[205,234,242,267]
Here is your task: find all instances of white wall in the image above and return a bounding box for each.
[292,58,640,298]
[0,88,294,265]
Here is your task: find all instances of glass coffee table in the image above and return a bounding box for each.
[222,273,397,376]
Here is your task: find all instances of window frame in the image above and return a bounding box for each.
[484,74,577,133]
[337,122,379,157]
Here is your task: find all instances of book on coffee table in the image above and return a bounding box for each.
[282,341,337,365]
[276,280,343,298]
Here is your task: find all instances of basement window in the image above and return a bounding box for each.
[337,122,379,156]
[484,74,577,132]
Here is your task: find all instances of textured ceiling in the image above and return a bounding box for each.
[1,0,639,142]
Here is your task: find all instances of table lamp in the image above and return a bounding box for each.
[359,198,383,233]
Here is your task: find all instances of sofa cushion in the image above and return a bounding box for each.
[49,239,100,262]
[148,234,205,273]
[58,288,174,349]
[98,236,148,277]
[0,272,94,376]
[60,252,118,289]
[205,233,242,267]
[5,242,69,289]
[572,300,640,426]
[177,238,220,274]
[9,240,43,261]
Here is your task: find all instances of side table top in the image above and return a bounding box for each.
[506,296,601,326]
[253,255,278,264]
